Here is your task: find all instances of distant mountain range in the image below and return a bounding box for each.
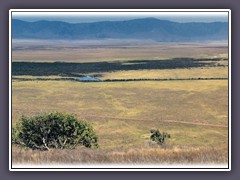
[12,18,228,41]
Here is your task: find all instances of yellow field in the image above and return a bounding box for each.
[100,66,228,80]
[11,40,229,165]
[12,80,228,151]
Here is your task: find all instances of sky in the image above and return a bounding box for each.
[12,11,229,23]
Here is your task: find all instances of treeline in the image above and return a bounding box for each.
[12,77,76,81]
[97,77,228,82]
[13,77,228,82]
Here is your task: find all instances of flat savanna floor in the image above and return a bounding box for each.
[12,39,228,62]
[11,40,229,165]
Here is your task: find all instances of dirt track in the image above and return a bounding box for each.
[77,113,228,129]
[13,109,228,128]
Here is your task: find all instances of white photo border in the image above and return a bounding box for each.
[9,9,231,171]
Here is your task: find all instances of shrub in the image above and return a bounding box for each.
[12,112,98,150]
[150,129,170,145]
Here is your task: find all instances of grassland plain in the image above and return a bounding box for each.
[99,67,228,80]
[11,40,229,166]
[12,40,228,63]
[12,80,228,165]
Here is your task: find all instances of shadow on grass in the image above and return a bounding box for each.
[12,57,227,76]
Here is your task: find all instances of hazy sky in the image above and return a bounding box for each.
[12,11,229,23]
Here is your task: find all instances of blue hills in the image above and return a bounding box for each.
[12,18,228,41]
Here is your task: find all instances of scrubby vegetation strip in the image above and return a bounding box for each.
[12,58,227,76]
[12,76,228,82]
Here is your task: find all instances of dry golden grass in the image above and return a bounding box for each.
[11,40,229,166]
[11,81,229,165]
[12,80,228,125]
[100,66,228,80]
[12,80,228,153]
[12,145,228,165]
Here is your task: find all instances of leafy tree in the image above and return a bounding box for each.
[150,129,170,145]
[12,112,98,150]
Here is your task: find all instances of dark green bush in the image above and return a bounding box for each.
[12,112,98,150]
[150,129,170,145]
